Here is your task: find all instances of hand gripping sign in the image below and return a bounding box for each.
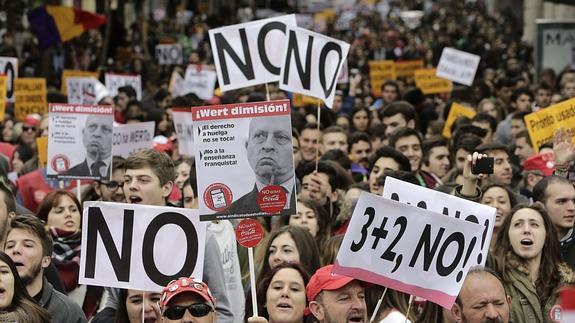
[79,201,207,291]
[333,192,485,309]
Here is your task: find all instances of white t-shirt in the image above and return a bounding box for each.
[379,310,412,323]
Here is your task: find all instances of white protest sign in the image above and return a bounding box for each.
[169,70,185,97]
[105,73,142,100]
[172,108,194,157]
[382,177,495,266]
[279,26,350,108]
[0,57,18,102]
[67,77,98,105]
[535,20,575,79]
[208,14,297,92]
[155,44,183,65]
[192,100,296,221]
[47,103,114,180]
[79,201,207,291]
[337,60,349,84]
[436,47,480,86]
[333,192,484,309]
[183,64,217,100]
[112,121,155,158]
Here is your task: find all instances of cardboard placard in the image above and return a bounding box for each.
[415,68,453,95]
[369,60,396,97]
[183,64,217,100]
[0,57,18,102]
[61,69,99,95]
[535,20,575,81]
[155,44,183,65]
[105,73,142,100]
[79,201,207,291]
[395,60,424,79]
[436,48,480,86]
[442,102,476,139]
[525,97,575,152]
[36,136,48,167]
[172,108,194,157]
[14,78,47,121]
[67,77,98,105]
[0,75,6,121]
[112,121,155,158]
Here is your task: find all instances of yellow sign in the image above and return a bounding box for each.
[61,69,99,94]
[395,60,424,79]
[369,60,396,97]
[415,68,453,95]
[36,136,48,167]
[14,78,47,121]
[293,93,322,107]
[442,102,476,139]
[0,75,6,121]
[525,97,575,152]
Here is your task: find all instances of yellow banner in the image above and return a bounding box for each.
[415,68,453,95]
[293,93,322,107]
[525,97,575,152]
[36,136,48,167]
[0,75,6,121]
[61,69,99,94]
[442,102,476,139]
[14,78,47,121]
[369,60,396,97]
[395,60,424,79]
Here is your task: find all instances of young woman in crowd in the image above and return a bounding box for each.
[247,262,309,323]
[0,251,51,322]
[36,190,104,318]
[349,107,371,133]
[366,286,413,323]
[113,289,162,323]
[320,234,344,266]
[490,203,575,322]
[280,198,331,250]
[480,183,517,246]
[477,98,505,124]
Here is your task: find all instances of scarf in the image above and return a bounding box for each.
[49,227,81,292]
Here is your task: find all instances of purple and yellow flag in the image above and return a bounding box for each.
[27,5,107,48]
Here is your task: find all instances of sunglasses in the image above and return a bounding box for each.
[163,303,213,320]
[23,126,37,132]
[99,181,124,191]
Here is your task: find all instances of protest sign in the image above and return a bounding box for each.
[105,73,142,100]
[525,97,575,152]
[0,57,18,102]
[67,77,98,105]
[395,60,424,79]
[442,102,476,139]
[47,103,114,180]
[14,78,47,121]
[112,121,155,158]
[192,100,296,221]
[382,177,496,266]
[535,20,575,81]
[36,136,48,167]
[169,70,185,97]
[415,68,453,95]
[183,64,217,100]
[333,191,484,309]
[436,48,480,86]
[172,108,194,157]
[0,75,6,121]
[293,93,322,107]
[155,44,183,65]
[79,201,207,291]
[209,15,297,92]
[337,60,349,84]
[61,69,99,95]
[369,60,396,97]
[279,26,350,108]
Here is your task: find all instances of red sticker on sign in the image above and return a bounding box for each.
[236,219,264,248]
[51,154,70,172]
[203,183,233,212]
[257,185,287,214]
[550,304,562,322]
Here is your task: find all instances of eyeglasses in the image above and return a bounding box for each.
[23,126,37,132]
[99,181,124,191]
[163,303,213,320]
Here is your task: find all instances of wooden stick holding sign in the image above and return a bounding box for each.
[315,103,321,172]
[236,219,265,317]
[369,287,388,322]
[405,295,414,323]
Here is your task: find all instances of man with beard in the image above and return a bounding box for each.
[4,214,86,322]
[307,265,368,323]
[348,132,372,183]
[65,114,113,179]
[223,115,295,216]
[451,267,511,323]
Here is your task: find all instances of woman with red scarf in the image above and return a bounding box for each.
[36,190,104,319]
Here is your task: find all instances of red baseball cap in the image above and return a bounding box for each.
[306,265,357,301]
[523,152,555,177]
[160,277,216,310]
[24,114,41,127]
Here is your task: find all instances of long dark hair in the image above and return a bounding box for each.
[280,198,331,250]
[0,252,51,322]
[492,203,562,305]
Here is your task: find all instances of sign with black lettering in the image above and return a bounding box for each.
[535,20,575,82]
[79,201,207,291]
[0,56,18,102]
[183,64,217,100]
[279,26,350,108]
[209,15,296,92]
[155,44,183,65]
[333,192,484,309]
[112,121,155,158]
[105,73,142,100]
[436,47,480,86]
[172,108,194,156]
[67,77,97,105]
[13,78,47,121]
[382,177,495,266]
[192,100,296,221]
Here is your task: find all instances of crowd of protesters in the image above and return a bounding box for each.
[0,0,575,322]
